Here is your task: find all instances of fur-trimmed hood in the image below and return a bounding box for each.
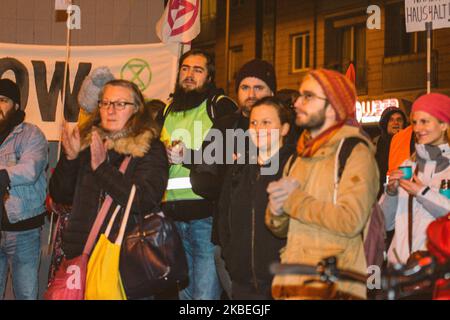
[78,94,160,158]
[80,126,156,158]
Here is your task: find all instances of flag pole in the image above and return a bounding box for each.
[426,22,432,94]
[225,0,230,95]
[49,0,73,256]
[57,1,73,162]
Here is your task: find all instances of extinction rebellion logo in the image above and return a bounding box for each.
[120,58,152,91]
[167,0,200,36]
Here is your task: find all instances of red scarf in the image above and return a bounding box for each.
[296,124,343,157]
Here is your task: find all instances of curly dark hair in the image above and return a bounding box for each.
[178,49,215,83]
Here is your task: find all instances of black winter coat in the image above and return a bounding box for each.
[217,144,295,286]
[49,135,168,259]
[188,112,249,244]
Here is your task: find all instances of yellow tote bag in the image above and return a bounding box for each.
[85,185,136,300]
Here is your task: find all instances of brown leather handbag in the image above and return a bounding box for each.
[119,211,188,299]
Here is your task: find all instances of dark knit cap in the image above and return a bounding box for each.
[235,59,276,93]
[0,79,21,107]
[379,106,407,132]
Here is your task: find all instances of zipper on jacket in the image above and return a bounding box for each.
[251,206,258,292]
[250,168,261,292]
[227,190,233,235]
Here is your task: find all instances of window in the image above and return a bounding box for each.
[228,45,243,85]
[325,14,367,93]
[200,0,216,23]
[261,0,276,64]
[193,0,217,47]
[385,2,427,57]
[231,0,245,9]
[292,33,310,72]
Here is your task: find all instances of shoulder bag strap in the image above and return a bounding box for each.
[82,156,131,255]
[408,194,413,255]
[103,184,136,245]
[407,166,419,255]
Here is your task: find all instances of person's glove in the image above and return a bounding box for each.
[267,178,299,216]
[166,141,186,164]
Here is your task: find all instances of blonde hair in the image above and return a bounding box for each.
[410,110,450,146]
[447,127,450,145]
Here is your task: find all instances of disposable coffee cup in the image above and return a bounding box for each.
[439,189,450,199]
[399,166,412,180]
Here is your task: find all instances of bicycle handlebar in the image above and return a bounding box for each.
[270,255,450,300]
[270,256,368,285]
[269,263,319,277]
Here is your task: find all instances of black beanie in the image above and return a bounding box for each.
[0,79,21,107]
[235,59,276,93]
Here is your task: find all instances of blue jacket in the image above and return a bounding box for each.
[0,122,48,223]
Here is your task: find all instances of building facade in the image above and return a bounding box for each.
[194,0,450,124]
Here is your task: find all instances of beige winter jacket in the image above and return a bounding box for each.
[266,125,379,299]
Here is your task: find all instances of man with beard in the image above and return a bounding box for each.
[159,49,237,300]
[265,69,379,299]
[0,79,48,299]
[189,59,277,201]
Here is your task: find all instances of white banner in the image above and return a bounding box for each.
[405,0,450,32]
[0,42,180,140]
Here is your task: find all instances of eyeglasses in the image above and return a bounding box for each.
[293,92,328,106]
[98,100,135,110]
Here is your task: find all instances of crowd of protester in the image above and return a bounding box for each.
[0,48,449,300]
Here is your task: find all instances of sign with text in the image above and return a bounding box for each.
[356,99,400,124]
[0,42,179,140]
[54,0,71,10]
[405,0,450,32]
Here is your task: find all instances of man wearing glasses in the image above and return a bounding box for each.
[265,69,379,300]
[0,79,48,300]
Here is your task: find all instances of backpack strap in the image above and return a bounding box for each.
[164,94,234,121]
[206,94,229,120]
[206,94,219,120]
[333,137,369,204]
[285,153,298,176]
[162,102,173,119]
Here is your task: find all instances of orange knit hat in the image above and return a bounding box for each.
[308,68,357,124]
